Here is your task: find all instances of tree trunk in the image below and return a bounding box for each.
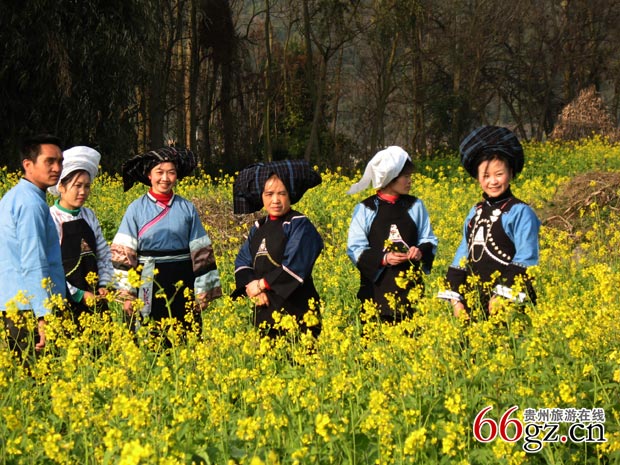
[202,60,216,165]
[411,25,425,154]
[221,58,235,168]
[305,57,326,162]
[175,20,186,147]
[370,33,399,154]
[189,0,200,151]
[301,0,318,161]
[148,73,166,149]
[263,0,273,161]
[331,47,344,162]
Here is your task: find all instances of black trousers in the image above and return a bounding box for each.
[1,311,39,363]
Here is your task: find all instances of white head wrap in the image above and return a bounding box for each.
[48,146,101,196]
[347,146,411,195]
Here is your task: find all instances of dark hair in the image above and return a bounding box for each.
[398,160,414,177]
[386,160,414,187]
[263,173,289,193]
[475,152,513,177]
[21,134,62,166]
[59,169,90,188]
[146,158,178,176]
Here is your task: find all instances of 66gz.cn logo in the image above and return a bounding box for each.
[473,406,607,453]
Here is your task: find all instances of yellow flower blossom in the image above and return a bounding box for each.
[442,421,466,457]
[315,412,332,441]
[118,439,154,465]
[236,416,261,441]
[445,388,466,416]
[403,427,427,455]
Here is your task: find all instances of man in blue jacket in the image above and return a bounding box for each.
[0,134,66,357]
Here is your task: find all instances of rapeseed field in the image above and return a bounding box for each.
[1,137,620,464]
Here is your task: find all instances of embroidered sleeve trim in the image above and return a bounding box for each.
[494,284,527,303]
[437,290,462,301]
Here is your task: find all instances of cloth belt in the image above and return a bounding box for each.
[137,253,190,318]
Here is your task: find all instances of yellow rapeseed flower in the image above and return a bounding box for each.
[315,412,332,442]
[444,388,466,416]
[403,427,427,455]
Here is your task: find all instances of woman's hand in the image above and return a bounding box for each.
[488,295,501,314]
[384,251,407,266]
[384,247,422,266]
[405,246,423,262]
[246,279,265,298]
[246,279,269,306]
[452,300,468,319]
[196,293,207,311]
[254,292,269,306]
[123,299,135,316]
[35,319,46,351]
[83,291,96,303]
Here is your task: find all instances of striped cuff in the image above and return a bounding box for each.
[437,290,462,302]
[493,285,527,303]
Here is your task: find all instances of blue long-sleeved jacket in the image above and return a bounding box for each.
[450,201,540,269]
[0,179,66,317]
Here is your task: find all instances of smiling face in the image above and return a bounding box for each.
[148,161,177,195]
[23,143,63,190]
[262,175,291,217]
[58,171,91,210]
[477,157,512,198]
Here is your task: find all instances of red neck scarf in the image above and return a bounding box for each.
[377,191,399,204]
[149,189,173,204]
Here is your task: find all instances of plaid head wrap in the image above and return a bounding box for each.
[460,126,524,178]
[233,160,322,214]
[122,146,197,191]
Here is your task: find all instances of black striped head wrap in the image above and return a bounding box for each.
[460,126,524,178]
[122,147,197,191]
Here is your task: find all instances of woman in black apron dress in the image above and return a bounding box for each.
[440,126,541,318]
[232,160,323,338]
[347,146,438,323]
[49,146,114,323]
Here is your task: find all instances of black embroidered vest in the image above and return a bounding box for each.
[466,195,524,284]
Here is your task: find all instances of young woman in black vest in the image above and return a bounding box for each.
[439,126,541,318]
[347,146,438,323]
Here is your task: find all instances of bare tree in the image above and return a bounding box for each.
[299,0,363,162]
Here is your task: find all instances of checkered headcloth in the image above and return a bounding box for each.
[233,160,321,214]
